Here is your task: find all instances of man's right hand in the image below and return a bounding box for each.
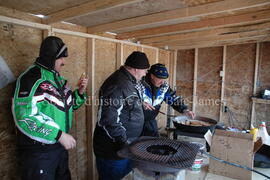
[143,102,155,111]
[59,132,76,150]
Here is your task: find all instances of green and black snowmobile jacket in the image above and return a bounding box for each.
[12,36,86,144]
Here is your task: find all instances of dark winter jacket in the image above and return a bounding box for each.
[93,66,145,159]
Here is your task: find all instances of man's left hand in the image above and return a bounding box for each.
[184,109,195,119]
[78,76,89,95]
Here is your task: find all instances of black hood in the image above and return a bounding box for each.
[35,36,68,70]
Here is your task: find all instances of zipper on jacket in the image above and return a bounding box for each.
[54,73,70,132]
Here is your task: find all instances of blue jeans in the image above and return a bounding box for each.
[96,157,132,180]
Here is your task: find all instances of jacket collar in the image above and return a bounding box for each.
[35,62,58,74]
[120,66,137,84]
[143,73,153,89]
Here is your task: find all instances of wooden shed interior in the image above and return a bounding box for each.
[0,0,269,179]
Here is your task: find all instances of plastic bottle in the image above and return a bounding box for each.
[257,122,270,146]
[250,127,258,142]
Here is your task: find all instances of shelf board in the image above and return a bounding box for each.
[252,97,270,105]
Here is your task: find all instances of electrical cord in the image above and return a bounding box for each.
[201,150,270,179]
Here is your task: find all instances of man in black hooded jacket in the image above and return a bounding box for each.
[12,36,88,180]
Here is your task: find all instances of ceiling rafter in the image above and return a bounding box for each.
[157,30,270,48]
[170,35,270,50]
[140,21,270,45]
[117,9,270,40]
[44,0,141,24]
[87,0,270,34]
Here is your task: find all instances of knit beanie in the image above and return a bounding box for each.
[124,51,150,69]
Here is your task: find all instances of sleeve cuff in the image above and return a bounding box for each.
[76,89,86,99]
[55,130,62,140]
[180,107,188,113]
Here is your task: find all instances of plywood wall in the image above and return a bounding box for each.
[253,42,270,130]
[0,7,42,180]
[175,43,267,130]
[95,39,117,92]
[176,49,195,110]
[123,44,138,62]
[196,47,222,120]
[144,48,157,65]
[223,43,255,129]
[159,49,170,67]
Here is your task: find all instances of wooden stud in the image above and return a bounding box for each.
[166,50,177,136]
[155,49,159,64]
[116,42,124,69]
[219,45,227,123]
[253,42,260,96]
[43,27,54,39]
[173,50,177,89]
[251,42,260,127]
[86,38,96,180]
[169,50,177,120]
[192,48,198,113]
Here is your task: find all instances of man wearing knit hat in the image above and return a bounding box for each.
[141,63,195,137]
[93,51,150,180]
[12,36,88,180]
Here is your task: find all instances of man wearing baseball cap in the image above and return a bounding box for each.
[141,63,195,137]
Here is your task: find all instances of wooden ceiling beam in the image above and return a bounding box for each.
[152,29,270,47]
[88,0,270,33]
[117,9,270,40]
[140,21,270,45]
[89,0,270,33]
[44,0,140,24]
[169,35,270,50]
